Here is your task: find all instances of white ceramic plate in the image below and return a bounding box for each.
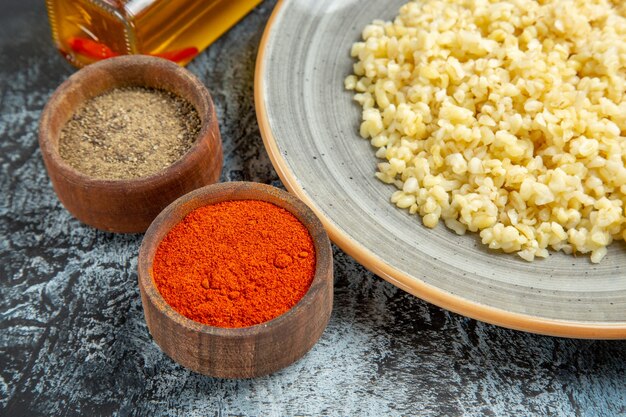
[255,0,626,338]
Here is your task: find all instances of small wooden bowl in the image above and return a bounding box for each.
[38,55,223,233]
[137,182,334,378]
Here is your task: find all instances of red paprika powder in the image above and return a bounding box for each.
[152,200,316,328]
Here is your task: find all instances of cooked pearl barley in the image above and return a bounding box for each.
[347,0,626,263]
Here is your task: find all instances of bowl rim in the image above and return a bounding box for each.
[38,55,216,189]
[253,0,626,339]
[137,181,334,337]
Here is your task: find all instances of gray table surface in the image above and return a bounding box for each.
[1,1,625,416]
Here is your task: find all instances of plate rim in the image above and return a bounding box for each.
[254,0,626,339]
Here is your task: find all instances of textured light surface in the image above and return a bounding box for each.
[1,0,626,416]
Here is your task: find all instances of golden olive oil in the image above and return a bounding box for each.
[46,0,262,67]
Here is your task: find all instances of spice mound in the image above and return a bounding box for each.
[152,200,316,328]
[59,87,200,180]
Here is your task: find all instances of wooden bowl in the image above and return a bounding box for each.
[137,182,334,378]
[38,55,223,233]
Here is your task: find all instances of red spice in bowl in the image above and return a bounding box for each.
[152,200,316,328]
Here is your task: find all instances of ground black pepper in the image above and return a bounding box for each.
[58,87,200,180]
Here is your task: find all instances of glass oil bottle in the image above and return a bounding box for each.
[45,0,263,67]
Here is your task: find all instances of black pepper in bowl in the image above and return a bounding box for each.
[58,87,201,180]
